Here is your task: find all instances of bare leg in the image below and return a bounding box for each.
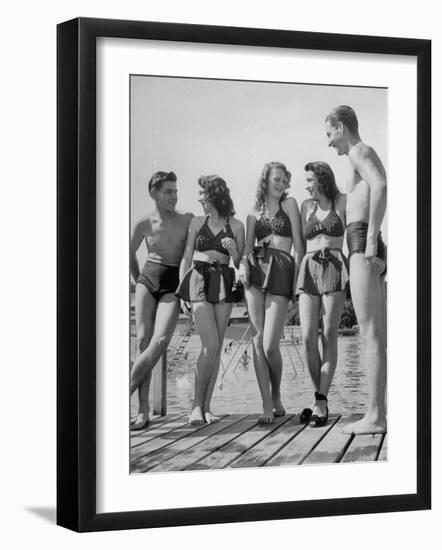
[204,301,233,423]
[343,254,387,434]
[263,293,290,416]
[130,284,156,429]
[130,293,179,395]
[245,286,273,423]
[299,293,321,411]
[190,302,219,425]
[314,291,346,418]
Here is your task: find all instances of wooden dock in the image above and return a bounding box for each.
[130,413,387,473]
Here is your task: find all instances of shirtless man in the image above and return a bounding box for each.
[325,105,387,435]
[130,171,193,429]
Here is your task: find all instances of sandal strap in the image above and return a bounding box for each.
[315,391,328,401]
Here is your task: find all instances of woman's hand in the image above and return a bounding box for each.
[221,237,237,258]
[238,259,250,288]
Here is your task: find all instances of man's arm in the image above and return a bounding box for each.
[130,220,146,282]
[352,145,387,258]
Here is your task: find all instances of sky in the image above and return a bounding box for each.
[130,75,388,263]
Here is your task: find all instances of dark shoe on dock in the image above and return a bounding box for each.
[311,392,329,427]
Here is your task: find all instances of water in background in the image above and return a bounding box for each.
[130,318,367,416]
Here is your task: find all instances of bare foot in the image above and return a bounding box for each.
[130,412,150,430]
[272,398,286,417]
[189,406,205,426]
[205,411,220,424]
[342,416,387,435]
[258,406,275,424]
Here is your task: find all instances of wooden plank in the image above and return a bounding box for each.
[303,414,363,465]
[151,415,257,472]
[229,415,306,468]
[190,415,292,470]
[130,415,189,446]
[377,434,388,461]
[341,433,384,463]
[132,415,247,473]
[131,416,225,464]
[151,352,167,416]
[267,414,341,466]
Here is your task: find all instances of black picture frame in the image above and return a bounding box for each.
[57,17,431,532]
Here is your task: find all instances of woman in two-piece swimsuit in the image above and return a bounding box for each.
[239,162,303,424]
[176,175,244,425]
[297,161,348,426]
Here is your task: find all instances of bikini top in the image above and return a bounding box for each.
[304,203,344,240]
[255,202,292,241]
[194,216,235,256]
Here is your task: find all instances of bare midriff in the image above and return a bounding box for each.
[257,234,292,254]
[306,234,344,253]
[192,250,230,265]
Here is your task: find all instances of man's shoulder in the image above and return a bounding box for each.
[175,211,194,223]
[349,142,375,163]
[135,215,152,229]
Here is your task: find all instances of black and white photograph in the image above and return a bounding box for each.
[129,75,388,473]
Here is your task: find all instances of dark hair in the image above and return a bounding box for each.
[255,161,291,209]
[198,175,235,218]
[148,171,177,197]
[305,161,339,202]
[326,105,359,134]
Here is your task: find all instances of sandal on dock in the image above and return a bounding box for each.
[311,392,329,427]
[300,407,313,424]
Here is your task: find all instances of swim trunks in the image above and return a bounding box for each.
[247,245,295,297]
[346,221,387,276]
[137,260,179,302]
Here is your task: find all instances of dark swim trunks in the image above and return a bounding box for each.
[137,260,180,302]
[347,222,387,276]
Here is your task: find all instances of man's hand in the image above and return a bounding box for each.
[365,239,384,272]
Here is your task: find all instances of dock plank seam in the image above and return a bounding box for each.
[134,415,249,472]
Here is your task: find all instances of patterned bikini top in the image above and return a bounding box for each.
[194,216,234,256]
[304,203,344,240]
[255,202,292,241]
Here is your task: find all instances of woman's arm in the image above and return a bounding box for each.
[231,219,245,269]
[179,217,201,281]
[238,213,257,286]
[284,198,304,293]
[335,191,347,227]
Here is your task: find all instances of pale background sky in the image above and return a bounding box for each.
[131,75,387,263]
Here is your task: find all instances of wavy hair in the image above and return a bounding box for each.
[305,161,339,202]
[148,171,177,197]
[255,161,291,209]
[198,175,235,218]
